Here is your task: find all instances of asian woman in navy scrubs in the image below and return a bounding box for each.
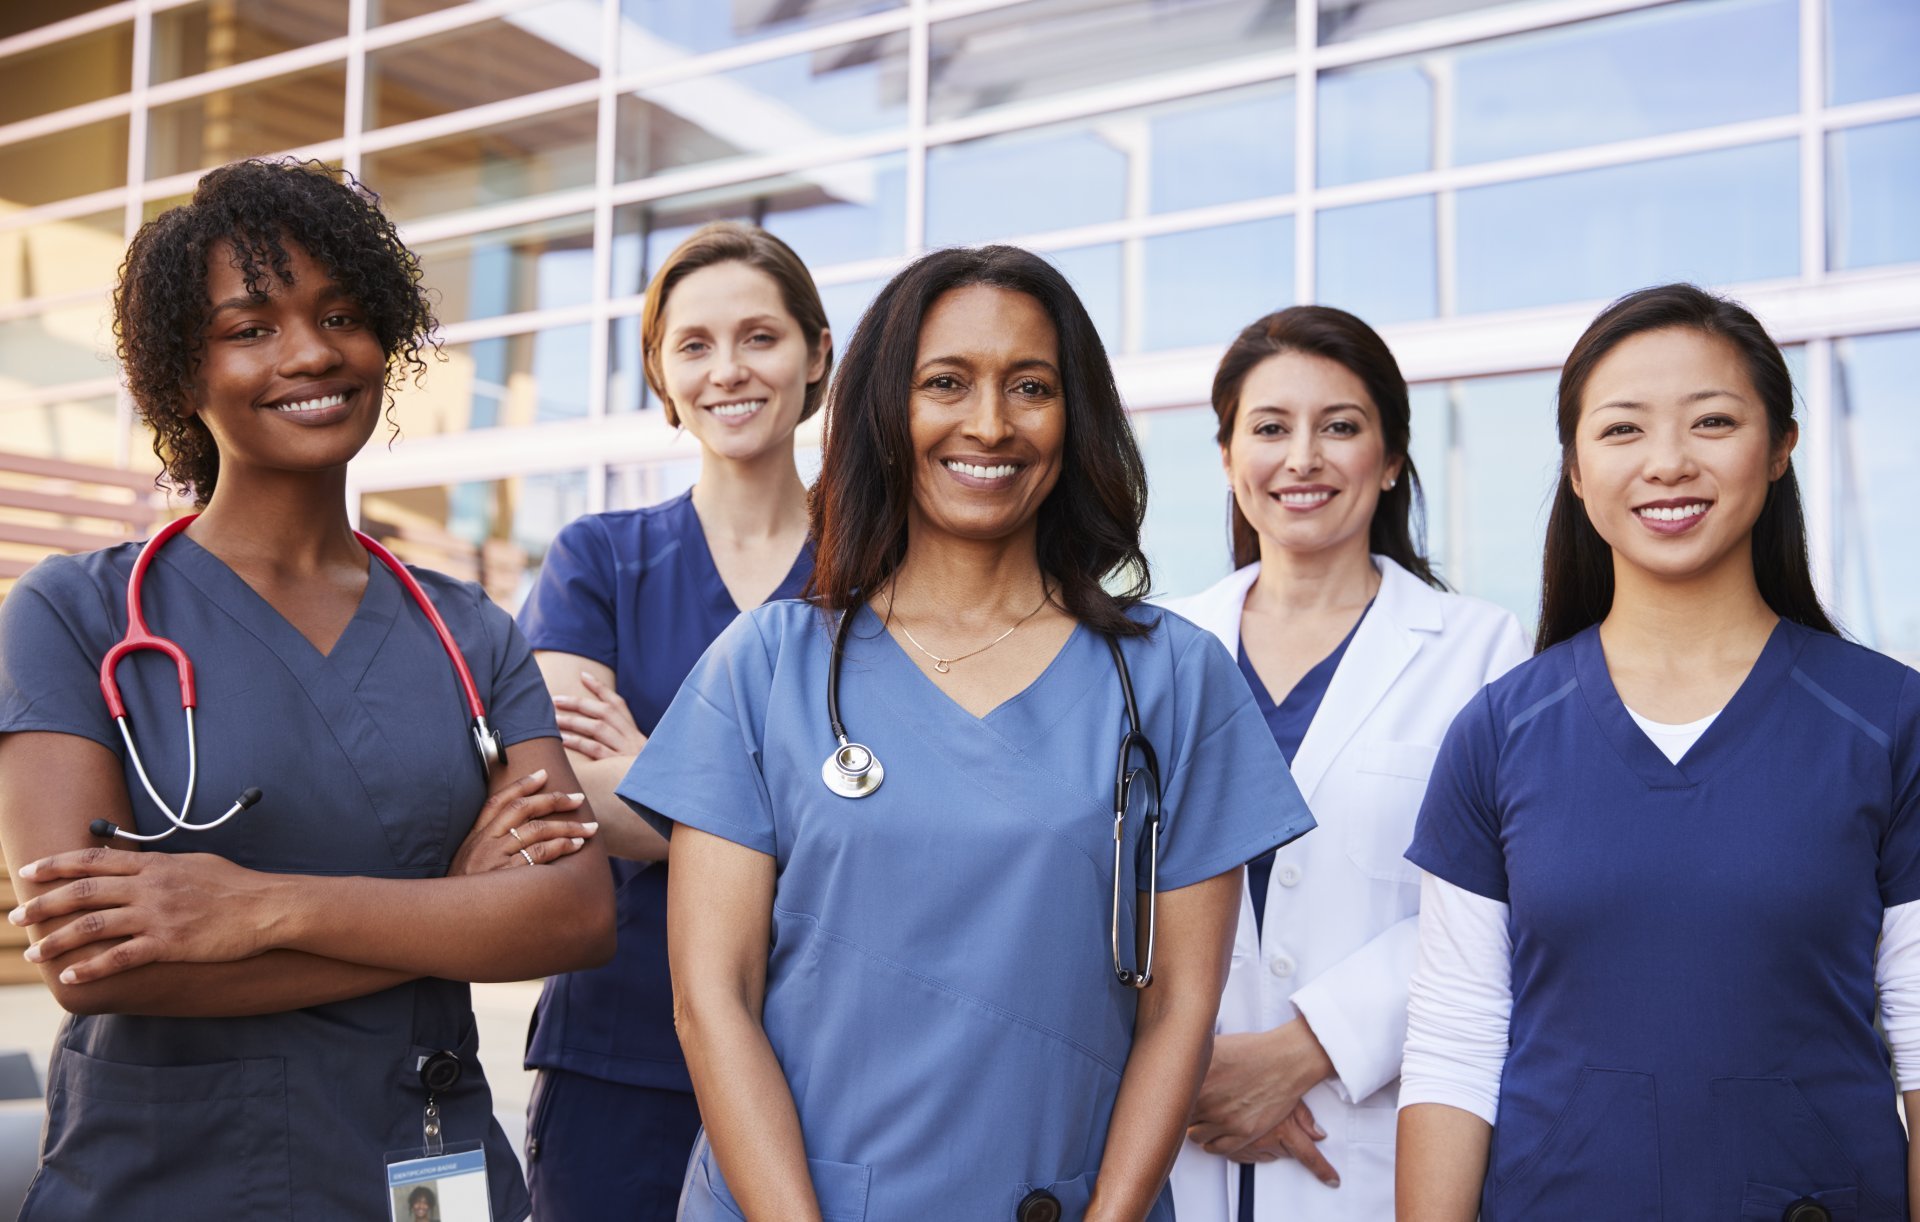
[0,159,615,1219]
[1397,284,1920,1219]
[514,222,830,1219]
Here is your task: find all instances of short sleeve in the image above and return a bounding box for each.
[615,611,778,856]
[0,559,120,752]
[477,590,560,748]
[1153,628,1315,891]
[1877,668,1920,908]
[517,515,619,667]
[1405,687,1509,903]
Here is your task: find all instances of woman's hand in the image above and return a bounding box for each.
[449,768,597,876]
[553,670,647,760]
[1186,1018,1336,1161]
[1228,1100,1340,1187]
[7,847,280,983]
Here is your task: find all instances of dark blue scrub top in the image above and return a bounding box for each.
[1408,621,1920,1220]
[518,490,812,1092]
[1235,604,1366,938]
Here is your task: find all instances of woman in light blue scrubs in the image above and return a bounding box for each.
[622,246,1314,1221]
[1398,284,1920,1219]
[0,159,614,1220]
[515,222,829,1219]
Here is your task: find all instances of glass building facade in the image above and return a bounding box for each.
[3,0,1917,657]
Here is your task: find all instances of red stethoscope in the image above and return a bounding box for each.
[93,513,505,843]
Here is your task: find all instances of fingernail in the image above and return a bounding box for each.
[6,908,22,926]
[1328,1178,1341,1189]
[23,945,40,963]
[567,792,585,802]
[571,838,585,848]
[531,769,548,782]
[1310,1124,1327,1139]
[17,862,37,880]
[582,822,599,833]
[58,969,76,985]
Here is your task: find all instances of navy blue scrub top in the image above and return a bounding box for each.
[0,539,558,1220]
[1408,621,1920,1220]
[517,490,811,1092]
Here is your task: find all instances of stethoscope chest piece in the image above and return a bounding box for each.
[822,740,883,799]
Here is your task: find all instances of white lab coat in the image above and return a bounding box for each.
[1163,558,1527,1222]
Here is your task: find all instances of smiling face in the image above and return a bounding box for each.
[185,239,388,484]
[905,284,1067,548]
[656,260,827,462]
[1223,350,1400,562]
[1571,326,1794,585]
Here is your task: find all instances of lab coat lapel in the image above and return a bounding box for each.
[1162,563,1259,650]
[1285,560,1436,804]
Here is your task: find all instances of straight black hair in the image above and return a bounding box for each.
[808,245,1152,637]
[1536,283,1837,651]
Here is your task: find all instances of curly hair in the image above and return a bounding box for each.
[113,158,437,505]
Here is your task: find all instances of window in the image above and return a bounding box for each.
[618,0,903,65]
[147,66,347,179]
[390,325,593,437]
[152,0,347,86]
[1143,217,1293,352]
[1834,329,1920,662]
[362,103,598,222]
[361,469,589,610]
[1135,405,1233,599]
[366,5,600,129]
[1828,118,1920,271]
[1316,196,1436,324]
[0,21,133,124]
[0,117,130,208]
[1828,0,1920,106]
[416,213,597,326]
[0,210,124,306]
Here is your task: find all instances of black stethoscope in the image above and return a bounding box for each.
[821,605,1164,989]
[91,513,505,843]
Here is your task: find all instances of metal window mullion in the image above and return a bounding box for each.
[0,94,137,150]
[1430,53,1458,317]
[584,0,621,514]
[357,78,600,153]
[1312,0,1671,71]
[607,7,915,97]
[117,0,156,471]
[1799,0,1826,283]
[1295,0,1317,306]
[1803,337,1836,602]
[1121,115,1151,355]
[343,0,368,177]
[904,0,930,254]
[0,2,137,60]
[361,0,559,51]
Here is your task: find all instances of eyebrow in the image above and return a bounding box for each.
[208,283,353,315]
[1594,388,1746,411]
[1245,401,1367,414]
[915,356,1061,376]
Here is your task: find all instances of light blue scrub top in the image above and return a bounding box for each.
[0,539,558,1221]
[620,599,1314,1221]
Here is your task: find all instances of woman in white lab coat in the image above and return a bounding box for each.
[1164,306,1526,1222]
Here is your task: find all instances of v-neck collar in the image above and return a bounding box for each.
[158,532,400,689]
[675,490,813,617]
[856,602,1091,727]
[1572,619,1802,790]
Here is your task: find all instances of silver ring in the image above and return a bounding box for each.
[519,847,537,867]
[507,826,524,843]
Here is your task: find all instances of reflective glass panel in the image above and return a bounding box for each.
[0,210,124,305]
[616,35,908,183]
[1828,118,1920,270]
[369,0,472,24]
[1448,370,1558,625]
[1316,195,1436,324]
[1835,329,1920,663]
[361,469,588,610]
[1,2,120,40]
[1319,0,1540,44]
[0,301,116,395]
[416,213,596,325]
[146,65,347,179]
[0,393,120,465]
[818,276,888,365]
[366,5,601,129]
[0,22,133,124]
[1455,140,1800,316]
[608,315,650,415]
[1317,60,1431,188]
[1135,405,1233,599]
[1405,382,1450,579]
[927,124,1126,246]
[1043,243,1123,357]
[928,0,1294,123]
[1829,0,1920,105]
[362,103,598,223]
[606,457,701,509]
[391,324,592,436]
[611,156,908,298]
[619,0,902,65]
[1143,217,1293,353]
[152,0,348,85]
[1148,82,1295,214]
[0,117,129,209]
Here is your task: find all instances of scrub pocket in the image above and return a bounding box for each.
[1346,741,1436,883]
[23,1047,291,1220]
[1489,1067,1660,1220]
[702,1151,870,1222]
[1710,1076,1900,1218]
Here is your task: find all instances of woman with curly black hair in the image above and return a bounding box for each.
[0,159,614,1220]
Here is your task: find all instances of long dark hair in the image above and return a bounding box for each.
[1211,305,1441,586]
[808,245,1152,638]
[1536,283,1837,650]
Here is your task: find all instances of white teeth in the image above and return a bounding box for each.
[1635,502,1709,522]
[709,400,765,418]
[1279,490,1333,506]
[945,460,1019,480]
[272,392,345,413]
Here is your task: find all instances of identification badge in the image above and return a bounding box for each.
[386,1142,493,1222]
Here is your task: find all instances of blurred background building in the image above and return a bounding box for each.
[1,0,1917,658]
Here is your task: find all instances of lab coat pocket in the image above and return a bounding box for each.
[1345,741,1437,883]
[25,1047,290,1220]
[1710,1076,1900,1217]
[702,1151,871,1222]
[1488,1067,1659,1220]
[1011,1167,1098,1220]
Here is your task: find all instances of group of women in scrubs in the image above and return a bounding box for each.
[2,151,1917,1222]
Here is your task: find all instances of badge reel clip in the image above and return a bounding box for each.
[383,1050,495,1222]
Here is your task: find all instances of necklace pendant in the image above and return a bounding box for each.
[934,660,952,674]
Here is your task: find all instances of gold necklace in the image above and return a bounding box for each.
[888,588,1052,674]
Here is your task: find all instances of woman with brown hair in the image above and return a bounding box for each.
[619,245,1312,1220]
[514,221,832,1218]
[1164,306,1524,1222]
